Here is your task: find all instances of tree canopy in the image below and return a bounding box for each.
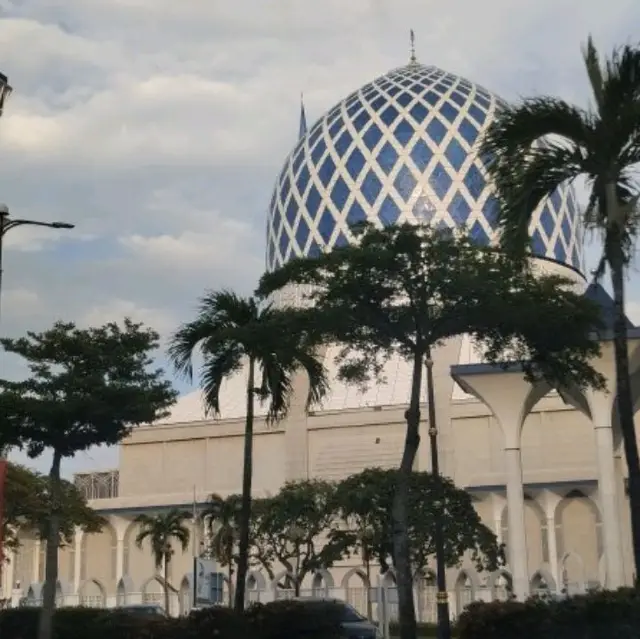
[0,319,178,458]
[258,223,605,392]
[3,463,104,552]
[333,468,503,576]
[249,480,351,593]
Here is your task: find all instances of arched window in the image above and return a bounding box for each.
[455,572,473,615]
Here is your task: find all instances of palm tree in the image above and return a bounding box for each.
[481,37,640,578]
[201,493,241,606]
[134,509,190,614]
[168,291,328,611]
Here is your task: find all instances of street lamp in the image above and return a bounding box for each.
[0,204,75,320]
[425,350,452,639]
[0,73,12,117]
[0,204,74,579]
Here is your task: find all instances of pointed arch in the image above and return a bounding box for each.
[488,569,512,601]
[78,579,107,608]
[141,576,164,605]
[179,576,192,615]
[340,568,369,589]
[530,568,556,593]
[454,570,474,615]
[246,570,266,590]
[116,576,133,606]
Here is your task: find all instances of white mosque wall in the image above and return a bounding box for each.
[4,387,636,613]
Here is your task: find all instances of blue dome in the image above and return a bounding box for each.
[266,62,583,273]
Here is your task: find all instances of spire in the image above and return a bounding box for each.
[409,29,417,64]
[298,93,308,140]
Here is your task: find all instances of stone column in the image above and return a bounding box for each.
[545,514,559,590]
[504,446,529,599]
[33,540,41,583]
[116,537,125,581]
[73,529,83,593]
[450,368,550,601]
[594,423,625,587]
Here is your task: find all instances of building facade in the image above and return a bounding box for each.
[3,56,639,620]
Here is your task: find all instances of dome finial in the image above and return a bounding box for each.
[298,92,308,140]
[409,29,417,64]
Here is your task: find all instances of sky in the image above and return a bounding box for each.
[1,0,640,478]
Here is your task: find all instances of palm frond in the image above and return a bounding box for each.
[260,355,293,424]
[492,144,584,257]
[582,35,605,110]
[482,97,592,161]
[200,346,244,416]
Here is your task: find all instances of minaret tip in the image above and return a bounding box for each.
[409,29,417,64]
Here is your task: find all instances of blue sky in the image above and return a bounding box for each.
[1,0,640,477]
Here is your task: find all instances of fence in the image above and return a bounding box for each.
[6,581,570,621]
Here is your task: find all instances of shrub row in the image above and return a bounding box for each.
[0,600,344,639]
[457,587,640,639]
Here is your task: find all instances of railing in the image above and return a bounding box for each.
[9,582,569,620]
[73,470,119,500]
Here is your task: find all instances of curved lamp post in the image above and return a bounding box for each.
[0,202,74,586]
[0,204,75,320]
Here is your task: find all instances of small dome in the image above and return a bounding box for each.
[266,62,582,273]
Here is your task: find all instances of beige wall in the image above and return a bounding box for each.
[8,391,640,601]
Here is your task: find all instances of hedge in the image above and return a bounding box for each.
[457,587,640,639]
[0,600,344,639]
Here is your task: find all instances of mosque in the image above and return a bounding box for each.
[3,47,640,621]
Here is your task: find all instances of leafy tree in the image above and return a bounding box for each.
[134,509,190,613]
[169,291,329,611]
[201,493,241,604]
[249,480,352,596]
[259,223,604,639]
[481,37,640,579]
[0,319,177,639]
[334,468,503,576]
[3,462,104,553]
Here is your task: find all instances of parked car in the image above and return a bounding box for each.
[117,603,167,617]
[294,597,382,639]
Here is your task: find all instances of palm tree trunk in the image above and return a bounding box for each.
[234,356,255,612]
[37,450,62,639]
[392,351,423,639]
[164,558,170,615]
[610,236,640,580]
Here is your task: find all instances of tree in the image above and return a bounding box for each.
[202,493,241,605]
[0,319,177,639]
[169,291,328,611]
[3,462,104,553]
[334,468,503,577]
[249,480,352,596]
[134,509,190,613]
[481,38,640,577]
[259,223,604,639]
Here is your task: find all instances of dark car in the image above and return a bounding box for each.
[294,598,382,639]
[117,603,167,617]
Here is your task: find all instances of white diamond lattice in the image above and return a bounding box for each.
[266,62,582,274]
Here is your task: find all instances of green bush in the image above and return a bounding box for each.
[0,600,344,639]
[457,588,640,639]
[0,607,166,639]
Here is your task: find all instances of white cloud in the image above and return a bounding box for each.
[0,0,639,477]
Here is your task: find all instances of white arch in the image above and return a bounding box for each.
[246,570,266,590]
[341,568,369,589]
[313,568,335,589]
[78,579,107,607]
[530,568,556,592]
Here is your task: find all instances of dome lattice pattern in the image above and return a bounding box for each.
[266,63,582,273]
